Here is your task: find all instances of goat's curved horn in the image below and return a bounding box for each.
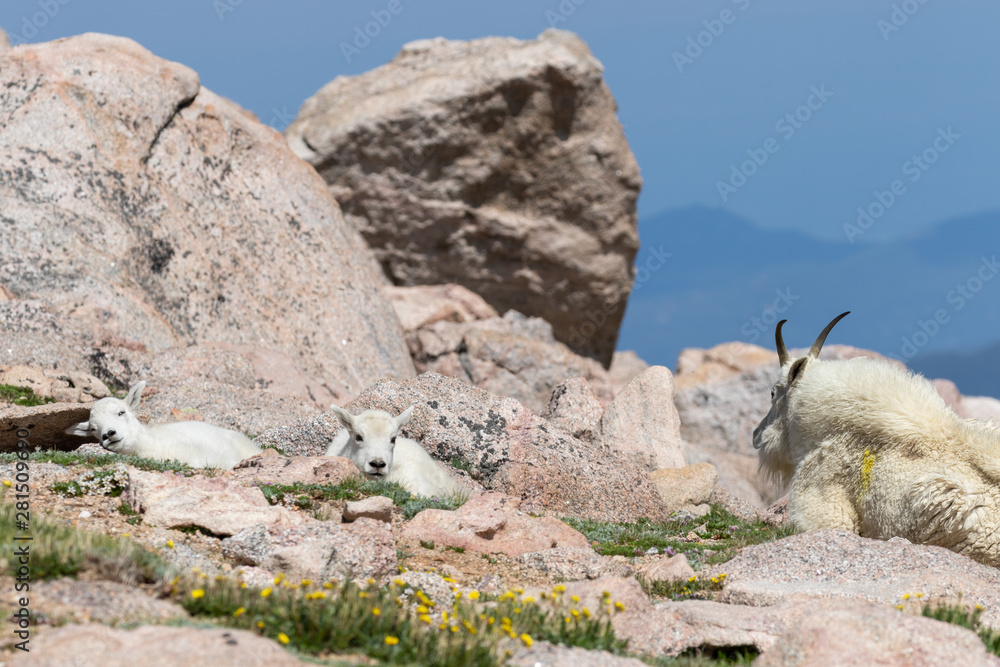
[775,319,789,366]
[808,311,851,359]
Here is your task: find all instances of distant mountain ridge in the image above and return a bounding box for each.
[617,206,1000,398]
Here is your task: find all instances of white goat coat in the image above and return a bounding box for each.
[120,422,262,469]
[761,356,1000,565]
[326,429,464,499]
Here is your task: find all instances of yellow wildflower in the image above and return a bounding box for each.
[261,587,272,598]
[419,614,432,624]
[372,607,381,616]
[191,589,205,599]
[2,480,11,487]
[234,607,246,617]
[520,634,533,647]
[553,584,566,593]
[614,601,626,611]
[468,590,480,600]
[385,636,399,645]
[166,540,174,549]
[278,633,290,645]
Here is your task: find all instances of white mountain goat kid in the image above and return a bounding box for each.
[754,312,1000,565]
[325,405,464,498]
[67,381,261,469]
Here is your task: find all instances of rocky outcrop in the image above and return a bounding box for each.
[1,401,93,452]
[256,373,669,522]
[713,530,1000,629]
[406,309,616,413]
[594,366,685,471]
[0,33,414,400]
[286,30,641,366]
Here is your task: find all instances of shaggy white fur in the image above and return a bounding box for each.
[325,405,464,499]
[66,381,261,469]
[754,313,1000,565]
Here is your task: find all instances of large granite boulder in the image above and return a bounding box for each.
[0,33,414,399]
[285,29,642,366]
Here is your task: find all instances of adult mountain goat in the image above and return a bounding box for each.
[754,312,1000,565]
[67,381,261,469]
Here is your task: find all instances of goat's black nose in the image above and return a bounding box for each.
[103,430,116,441]
[369,459,386,470]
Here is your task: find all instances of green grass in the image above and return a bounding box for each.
[258,478,467,520]
[174,576,628,665]
[639,573,729,602]
[0,384,55,406]
[51,466,129,498]
[0,501,165,583]
[0,450,195,473]
[922,602,1000,656]
[563,504,796,571]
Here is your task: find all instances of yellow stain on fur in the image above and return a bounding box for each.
[860,448,877,500]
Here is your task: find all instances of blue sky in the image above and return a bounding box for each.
[3,0,996,243]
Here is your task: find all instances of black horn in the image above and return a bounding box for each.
[808,311,851,359]
[775,319,789,366]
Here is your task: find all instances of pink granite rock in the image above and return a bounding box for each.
[401,492,589,557]
[125,468,301,536]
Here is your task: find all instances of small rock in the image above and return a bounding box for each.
[401,492,589,558]
[125,468,301,536]
[516,547,631,580]
[222,518,396,583]
[638,553,695,583]
[227,452,359,486]
[650,462,719,512]
[78,510,91,519]
[11,624,309,666]
[343,496,394,523]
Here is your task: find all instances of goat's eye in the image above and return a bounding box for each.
[118,410,126,417]
[355,434,363,443]
[770,389,776,400]
[390,436,396,444]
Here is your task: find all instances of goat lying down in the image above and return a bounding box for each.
[754,312,1000,565]
[325,405,464,499]
[66,381,261,469]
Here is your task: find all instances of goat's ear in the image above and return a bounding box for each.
[125,381,146,412]
[787,357,809,386]
[395,405,416,429]
[66,421,91,437]
[329,405,355,429]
